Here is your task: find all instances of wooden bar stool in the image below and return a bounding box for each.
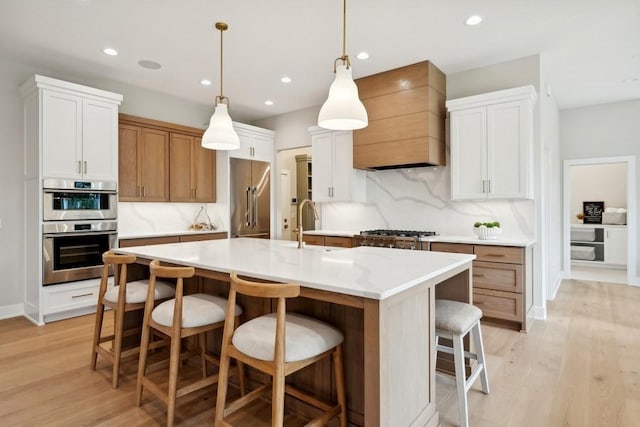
[136,260,244,427]
[215,272,347,427]
[90,251,175,388]
[435,299,490,427]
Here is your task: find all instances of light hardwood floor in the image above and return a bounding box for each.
[1,278,639,426]
[437,278,640,427]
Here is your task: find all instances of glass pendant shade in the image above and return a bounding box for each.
[201,103,240,150]
[318,64,368,130]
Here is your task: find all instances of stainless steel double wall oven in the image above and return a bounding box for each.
[42,179,117,285]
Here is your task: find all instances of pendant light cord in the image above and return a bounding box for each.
[334,0,350,71]
[219,26,224,100]
[214,22,229,106]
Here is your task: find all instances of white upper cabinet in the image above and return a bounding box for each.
[309,126,366,202]
[25,75,123,181]
[231,123,274,163]
[447,86,536,200]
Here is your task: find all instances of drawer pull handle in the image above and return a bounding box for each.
[72,293,94,299]
[486,253,506,257]
[473,273,485,278]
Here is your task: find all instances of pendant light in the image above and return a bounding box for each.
[202,22,240,150]
[318,0,368,130]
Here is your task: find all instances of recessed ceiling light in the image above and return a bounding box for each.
[264,100,274,106]
[138,59,162,70]
[200,79,212,86]
[356,52,369,60]
[281,77,292,83]
[103,48,118,56]
[464,15,483,26]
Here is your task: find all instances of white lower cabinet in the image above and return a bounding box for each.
[605,227,627,265]
[42,278,107,322]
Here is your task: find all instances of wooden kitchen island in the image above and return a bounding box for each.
[115,238,475,427]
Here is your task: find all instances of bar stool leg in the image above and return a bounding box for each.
[453,333,469,427]
[333,344,347,427]
[112,301,126,388]
[136,318,151,406]
[200,332,207,378]
[272,365,286,426]
[90,301,105,371]
[167,334,182,427]
[472,322,490,394]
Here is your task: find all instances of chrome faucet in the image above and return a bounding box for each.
[297,199,319,248]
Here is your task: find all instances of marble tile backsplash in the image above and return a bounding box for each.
[118,202,228,235]
[319,167,535,239]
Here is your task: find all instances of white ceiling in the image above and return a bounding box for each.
[1,0,639,123]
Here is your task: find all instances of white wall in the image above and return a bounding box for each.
[253,106,318,151]
[0,57,219,313]
[570,163,627,222]
[560,99,640,281]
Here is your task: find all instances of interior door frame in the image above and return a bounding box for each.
[562,155,637,285]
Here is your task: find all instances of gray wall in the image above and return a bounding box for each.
[560,99,640,280]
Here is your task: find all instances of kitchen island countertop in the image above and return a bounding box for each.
[115,237,474,300]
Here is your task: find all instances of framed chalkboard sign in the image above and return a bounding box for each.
[583,201,604,224]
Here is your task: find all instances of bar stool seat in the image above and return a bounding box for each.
[104,279,175,304]
[435,299,489,427]
[232,312,344,362]
[152,293,240,328]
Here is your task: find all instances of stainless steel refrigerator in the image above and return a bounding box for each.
[230,158,271,238]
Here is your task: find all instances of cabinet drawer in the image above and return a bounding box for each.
[179,232,227,242]
[473,261,523,293]
[119,236,180,247]
[303,235,325,246]
[44,281,102,315]
[325,236,354,248]
[473,288,522,322]
[430,242,474,254]
[474,245,523,264]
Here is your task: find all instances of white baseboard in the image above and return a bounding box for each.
[0,303,25,320]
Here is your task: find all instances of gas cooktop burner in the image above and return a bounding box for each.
[360,229,438,238]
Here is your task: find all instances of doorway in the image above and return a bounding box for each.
[563,156,637,285]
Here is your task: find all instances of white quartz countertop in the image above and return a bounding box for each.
[303,230,358,237]
[115,238,475,300]
[118,230,229,239]
[424,235,536,247]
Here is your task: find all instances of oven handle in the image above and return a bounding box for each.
[44,189,117,195]
[43,231,118,238]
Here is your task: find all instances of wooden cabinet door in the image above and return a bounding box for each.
[82,98,118,181]
[192,137,216,202]
[118,124,141,201]
[140,128,169,201]
[42,90,82,179]
[169,133,193,202]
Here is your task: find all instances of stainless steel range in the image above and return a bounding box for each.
[354,229,438,250]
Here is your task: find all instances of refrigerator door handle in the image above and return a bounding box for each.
[252,186,258,227]
[246,186,253,226]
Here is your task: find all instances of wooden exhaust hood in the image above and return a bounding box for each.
[353,61,446,170]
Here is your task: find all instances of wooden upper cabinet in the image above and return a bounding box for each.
[119,114,215,203]
[169,134,216,202]
[118,124,169,201]
[353,61,446,170]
